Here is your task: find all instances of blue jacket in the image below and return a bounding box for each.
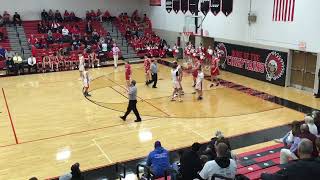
[147,147,170,177]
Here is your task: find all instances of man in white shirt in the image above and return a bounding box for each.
[12,52,24,75]
[199,143,237,180]
[112,43,120,68]
[62,26,69,36]
[27,55,37,73]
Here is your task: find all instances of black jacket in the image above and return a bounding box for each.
[180,150,203,180]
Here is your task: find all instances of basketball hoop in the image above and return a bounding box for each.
[181,31,193,44]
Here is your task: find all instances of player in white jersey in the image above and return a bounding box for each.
[195,66,204,100]
[171,63,182,102]
[78,54,85,80]
[82,66,91,96]
[174,61,184,95]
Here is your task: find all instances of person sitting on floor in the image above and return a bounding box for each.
[261,139,320,180]
[59,163,83,180]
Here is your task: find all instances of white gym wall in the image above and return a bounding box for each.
[0,0,147,21]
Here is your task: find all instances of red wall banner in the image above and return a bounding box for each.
[150,0,161,6]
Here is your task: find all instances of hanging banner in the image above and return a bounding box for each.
[150,0,161,6]
[210,0,221,15]
[200,0,210,15]
[181,0,189,14]
[189,0,199,14]
[166,0,173,13]
[173,0,181,13]
[221,0,233,16]
[214,41,288,86]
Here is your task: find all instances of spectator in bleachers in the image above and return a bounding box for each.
[62,26,70,41]
[5,50,14,60]
[0,28,4,41]
[198,142,237,180]
[92,29,100,42]
[85,10,91,21]
[299,124,318,157]
[71,36,81,51]
[305,116,318,136]
[64,10,70,22]
[59,162,83,180]
[41,9,49,22]
[146,141,171,178]
[12,52,24,75]
[12,12,22,26]
[85,21,93,34]
[55,10,63,22]
[262,139,320,180]
[102,10,111,22]
[51,21,61,33]
[312,111,320,132]
[47,30,54,44]
[27,54,37,73]
[37,21,45,33]
[3,11,10,26]
[48,9,54,21]
[90,10,97,21]
[275,121,301,146]
[96,9,102,22]
[0,45,6,59]
[69,11,79,22]
[180,142,203,180]
[0,15,4,27]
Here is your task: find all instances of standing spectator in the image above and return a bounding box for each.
[59,163,83,180]
[3,11,10,26]
[85,10,91,21]
[64,10,70,22]
[0,15,4,27]
[12,52,24,75]
[198,143,237,180]
[41,9,49,22]
[120,80,142,122]
[148,59,158,88]
[90,10,96,21]
[48,9,54,21]
[262,139,320,180]
[102,10,111,22]
[13,12,22,26]
[96,9,102,22]
[55,10,63,22]
[85,21,93,34]
[180,142,203,180]
[27,54,37,73]
[112,43,120,68]
[146,141,171,178]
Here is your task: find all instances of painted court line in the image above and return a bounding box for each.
[92,139,113,163]
[2,88,18,144]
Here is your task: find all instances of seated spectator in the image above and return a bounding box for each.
[0,28,4,41]
[198,142,237,180]
[101,40,108,52]
[51,21,61,33]
[299,124,318,157]
[12,52,24,75]
[275,121,301,146]
[55,10,63,22]
[85,10,91,21]
[6,54,15,73]
[59,162,83,180]
[71,36,81,50]
[41,10,49,21]
[69,11,79,22]
[62,26,69,36]
[85,21,93,34]
[92,29,100,42]
[180,142,203,180]
[64,10,70,22]
[48,9,54,21]
[27,54,37,73]
[312,111,320,132]
[305,115,318,136]
[0,45,6,59]
[146,141,171,178]
[12,12,22,26]
[261,139,320,180]
[47,30,54,44]
[0,15,4,27]
[96,9,102,22]
[90,10,96,21]
[5,50,14,61]
[3,11,11,26]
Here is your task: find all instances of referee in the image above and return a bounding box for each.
[120,80,142,122]
[148,59,158,88]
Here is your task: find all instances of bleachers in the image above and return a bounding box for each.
[236,144,284,179]
[0,27,11,51]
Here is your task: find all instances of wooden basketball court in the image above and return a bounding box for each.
[0,60,312,179]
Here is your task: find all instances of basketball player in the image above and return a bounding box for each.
[192,59,200,87]
[174,61,184,95]
[171,63,182,102]
[210,55,220,87]
[82,65,91,97]
[144,55,151,85]
[78,54,85,80]
[51,54,59,71]
[125,61,132,87]
[90,51,100,68]
[112,43,120,68]
[195,66,204,100]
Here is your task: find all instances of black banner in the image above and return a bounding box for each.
[210,0,221,15]
[214,42,287,86]
[189,0,199,14]
[173,0,181,13]
[200,0,210,15]
[166,0,173,13]
[181,0,189,14]
[221,0,233,16]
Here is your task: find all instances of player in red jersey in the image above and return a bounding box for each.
[125,61,132,87]
[144,55,151,85]
[210,56,220,87]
